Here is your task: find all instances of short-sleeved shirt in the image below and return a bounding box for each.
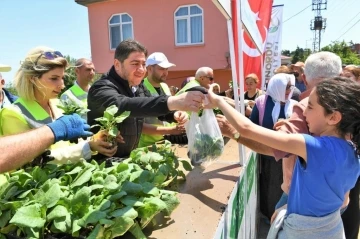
[287,135,360,217]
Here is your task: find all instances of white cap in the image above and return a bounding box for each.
[0,64,11,72]
[146,52,176,68]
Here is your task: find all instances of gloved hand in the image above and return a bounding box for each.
[47,114,93,143]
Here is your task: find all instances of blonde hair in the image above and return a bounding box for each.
[212,83,220,91]
[274,65,291,74]
[245,73,259,84]
[15,46,68,100]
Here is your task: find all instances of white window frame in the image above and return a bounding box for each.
[174,4,204,46]
[108,13,134,50]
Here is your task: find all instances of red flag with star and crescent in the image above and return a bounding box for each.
[242,0,273,88]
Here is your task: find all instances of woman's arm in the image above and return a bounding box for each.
[213,94,307,160]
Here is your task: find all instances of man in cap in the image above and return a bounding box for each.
[138,52,187,147]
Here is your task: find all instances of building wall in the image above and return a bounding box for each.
[87,0,230,75]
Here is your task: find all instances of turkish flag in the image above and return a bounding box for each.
[242,0,273,88]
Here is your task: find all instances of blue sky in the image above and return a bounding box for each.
[1,0,359,84]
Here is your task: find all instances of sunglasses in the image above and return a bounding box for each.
[34,51,63,66]
[204,76,214,81]
[286,85,294,90]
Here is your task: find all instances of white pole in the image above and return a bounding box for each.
[227,20,239,112]
[236,1,248,239]
[261,55,266,91]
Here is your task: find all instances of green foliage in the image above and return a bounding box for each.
[4,83,17,96]
[57,98,90,117]
[0,147,189,238]
[289,46,312,64]
[93,105,130,144]
[283,41,360,66]
[321,41,360,65]
[62,55,77,95]
[281,49,291,57]
[189,133,224,165]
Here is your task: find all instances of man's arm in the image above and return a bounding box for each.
[88,83,204,120]
[0,126,54,173]
[88,83,170,118]
[0,114,92,173]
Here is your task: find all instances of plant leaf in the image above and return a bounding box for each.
[103,216,134,238]
[109,206,138,220]
[180,160,192,171]
[34,183,62,208]
[115,111,130,123]
[9,203,46,228]
[71,187,91,217]
[47,205,69,221]
[70,167,94,188]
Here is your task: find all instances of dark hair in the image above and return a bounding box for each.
[114,39,147,63]
[316,77,360,155]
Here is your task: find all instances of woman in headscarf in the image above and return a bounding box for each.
[250,73,297,221]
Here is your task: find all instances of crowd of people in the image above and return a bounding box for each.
[0,39,359,239]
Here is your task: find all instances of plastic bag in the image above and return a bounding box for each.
[185,109,224,166]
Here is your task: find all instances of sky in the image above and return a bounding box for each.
[1,0,359,84]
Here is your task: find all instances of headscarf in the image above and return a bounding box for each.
[266,73,296,123]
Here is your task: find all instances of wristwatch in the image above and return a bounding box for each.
[233,132,241,142]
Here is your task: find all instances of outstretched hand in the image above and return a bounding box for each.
[204,84,223,108]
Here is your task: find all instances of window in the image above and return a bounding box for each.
[174,5,204,46]
[109,13,134,50]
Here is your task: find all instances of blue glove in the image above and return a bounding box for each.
[47,114,93,143]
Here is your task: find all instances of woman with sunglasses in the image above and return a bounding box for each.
[0,46,118,165]
[250,73,297,221]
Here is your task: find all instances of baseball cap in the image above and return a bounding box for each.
[146,52,176,68]
[0,64,11,72]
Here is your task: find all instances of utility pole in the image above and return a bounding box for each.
[310,0,327,52]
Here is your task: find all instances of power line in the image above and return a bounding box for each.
[338,10,360,31]
[283,4,311,23]
[336,17,360,41]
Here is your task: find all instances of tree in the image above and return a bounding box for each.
[62,55,77,95]
[281,50,291,57]
[290,46,311,63]
[321,41,360,65]
[5,83,17,96]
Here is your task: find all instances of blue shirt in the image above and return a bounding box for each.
[287,135,360,217]
[250,95,285,129]
[295,79,306,93]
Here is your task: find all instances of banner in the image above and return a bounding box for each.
[242,0,273,88]
[263,5,284,89]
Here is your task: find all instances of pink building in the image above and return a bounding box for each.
[75,0,232,91]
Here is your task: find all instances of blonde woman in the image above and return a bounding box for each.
[0,46,117,165]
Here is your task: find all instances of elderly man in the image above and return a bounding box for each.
[176,67,214,95]
[139,52,186,147]
[0,72,17,109]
